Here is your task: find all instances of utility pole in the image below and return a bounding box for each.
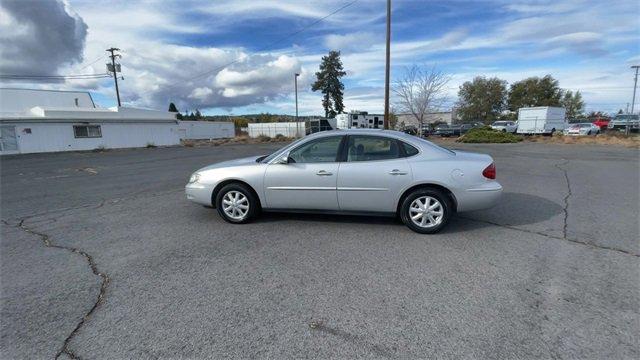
[106,47,122,107]
[629,65,639,135]
[295,73,300,137]
[383,0,391,129]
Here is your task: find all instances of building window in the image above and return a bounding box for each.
[74,125,102,138]
[369,119,373,123]
[353,115,358,120]
[374,117,378,121]
[352,122,358,127]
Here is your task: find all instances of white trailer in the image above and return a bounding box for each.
[335,111,384,129]
[516,107,567,135]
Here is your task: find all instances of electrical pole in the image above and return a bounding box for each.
[383,0,391,129]
[295,73,300,137]
[106,47,122,107]
[629,65,639,135]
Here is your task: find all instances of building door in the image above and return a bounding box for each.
[0,126,19,154]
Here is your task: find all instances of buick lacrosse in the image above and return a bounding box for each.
[186,129,502,234]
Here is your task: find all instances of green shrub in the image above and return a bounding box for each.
[146,142,157,148]
[257,135,271,142]
[457,128,523,143]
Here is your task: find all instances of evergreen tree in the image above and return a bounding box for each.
[561,90,585,119]
[311,50,346,118]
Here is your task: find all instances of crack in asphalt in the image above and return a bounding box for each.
[2,218,110,360]
[459,158,638,257]
[554,159,572,239]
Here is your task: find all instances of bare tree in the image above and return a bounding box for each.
[393,65,450,135]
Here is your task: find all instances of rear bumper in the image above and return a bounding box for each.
[185,182,214,206]
[456,183,503,212]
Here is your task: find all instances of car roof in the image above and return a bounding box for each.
[307,128,411,139]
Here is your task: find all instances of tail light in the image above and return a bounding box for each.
[483,163,496,179]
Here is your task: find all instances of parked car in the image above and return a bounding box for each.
[186,129,502,234]
[437,123,479,137]
[433,124,451,136]
[592,117,610,131]
[490,121,517,133]
[563,123,600,136]
[401,125,417,136]
[608,114,640,132]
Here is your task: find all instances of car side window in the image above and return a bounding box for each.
[347,136,401,162]
[288,136,342,163]
[400,142,419,157]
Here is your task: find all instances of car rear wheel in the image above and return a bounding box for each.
[400,188,452,234]
[216,183,259,224]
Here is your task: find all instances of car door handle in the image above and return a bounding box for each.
[316,170,333,176]
[389,169,408,175]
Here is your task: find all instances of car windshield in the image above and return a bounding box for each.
[614,114,639,121]
[493,121,506,126]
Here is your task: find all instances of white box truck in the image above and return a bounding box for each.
[516,107,567,135]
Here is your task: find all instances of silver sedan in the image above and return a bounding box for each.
[186,129,502,234]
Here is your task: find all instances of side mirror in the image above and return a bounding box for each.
[275,153,290,164]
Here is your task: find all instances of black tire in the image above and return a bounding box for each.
[587,130,591,135]
[399,188,453,234]
[215,183,259,224]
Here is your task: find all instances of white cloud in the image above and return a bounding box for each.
[324,32,378,52]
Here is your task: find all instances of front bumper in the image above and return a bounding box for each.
[185,182,214,206]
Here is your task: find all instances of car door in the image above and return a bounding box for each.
[337,135,413,212]
[263,135,344,210]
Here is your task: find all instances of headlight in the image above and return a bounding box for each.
[189,173,201,183]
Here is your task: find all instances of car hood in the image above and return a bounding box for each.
[197,155,264,172]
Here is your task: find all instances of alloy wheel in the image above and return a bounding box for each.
[222,191,249,220]
[409,196,444,228]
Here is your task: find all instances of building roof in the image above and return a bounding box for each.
[0,88,176,123]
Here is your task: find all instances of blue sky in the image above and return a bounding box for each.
[2,0,639,115]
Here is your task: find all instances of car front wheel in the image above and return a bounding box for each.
[215,183,259,224]
[400,188,452,234]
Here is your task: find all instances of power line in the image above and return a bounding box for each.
[168,0,359,90]
[79,55,107,70]
[0,73,111,80]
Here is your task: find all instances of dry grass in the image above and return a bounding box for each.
[181,135,295,148]
[432,132,639,148]
[526,133,640,148]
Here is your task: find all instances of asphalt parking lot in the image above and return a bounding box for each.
[1,141,638,359]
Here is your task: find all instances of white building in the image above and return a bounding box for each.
[247,122,305,138]
[335,111,384,129]
[0,88,232,155]
[177,120,234,139]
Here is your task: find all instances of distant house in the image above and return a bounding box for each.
[397,109,459,129]
[0,88,233,155]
